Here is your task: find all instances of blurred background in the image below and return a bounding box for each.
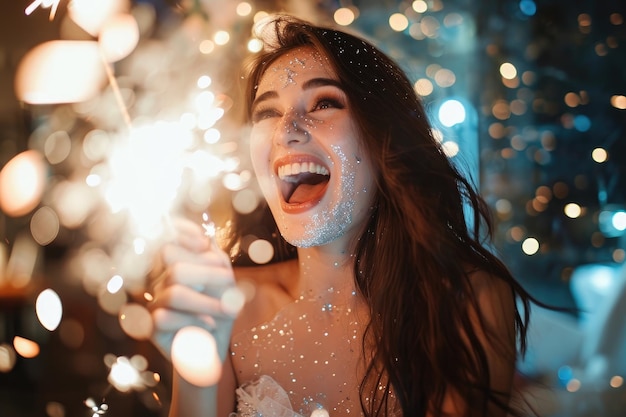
[0,0,625,416]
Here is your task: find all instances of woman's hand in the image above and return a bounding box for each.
[147,217,237,365]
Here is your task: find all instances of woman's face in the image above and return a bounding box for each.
[249,46,376,249]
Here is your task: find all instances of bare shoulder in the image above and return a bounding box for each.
[232,259,300,333]
[465,268,517,355]
[466,268,516,318]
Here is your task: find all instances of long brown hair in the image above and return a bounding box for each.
[240,15,533,417]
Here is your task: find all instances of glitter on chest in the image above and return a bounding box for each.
[230,294,364,416]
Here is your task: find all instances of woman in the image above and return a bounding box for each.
[149,15,533,417]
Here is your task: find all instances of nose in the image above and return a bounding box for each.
[275,112,311,146]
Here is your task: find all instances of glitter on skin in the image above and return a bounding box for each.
[289,144,356,248]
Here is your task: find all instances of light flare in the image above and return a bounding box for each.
[36,288,63,331]
[25,0,61,21]
[171,326,222,387]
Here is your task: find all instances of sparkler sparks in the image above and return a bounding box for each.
[25,0,61,21]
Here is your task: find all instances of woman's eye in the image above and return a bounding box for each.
[252,108,280,123]
[312,97,344,112]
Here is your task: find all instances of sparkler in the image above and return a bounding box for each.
[25,0,60,21]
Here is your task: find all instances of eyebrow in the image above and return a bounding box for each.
[251,77,344,113]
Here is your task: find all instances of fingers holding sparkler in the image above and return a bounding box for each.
[146,214,244,387]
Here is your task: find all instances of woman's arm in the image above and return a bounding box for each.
[168,354,237,417]
[435,270,518,417]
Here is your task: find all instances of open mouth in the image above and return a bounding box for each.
[277,161,330,205]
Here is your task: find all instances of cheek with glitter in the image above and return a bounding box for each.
[288,144,356,248]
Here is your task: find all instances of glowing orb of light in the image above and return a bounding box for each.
[438,99,466,127]
[220,286,246,316]
[0,150,47,217]
[171,326,222,387]
[311,409,330,417]
[15,40,105,104]
[103,122,195,239]
[119,303,153,340]
[13,336,40,358]
[30,206,60,246]
[68,0,129,36]
[248,239,274,264]
[232,188,259,214]
[36,288,63,331]
[522,237,540,255]
[99,13,140,63]
[0,343,17,372]
[108,355,141,392]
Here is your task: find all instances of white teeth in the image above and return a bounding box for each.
[278,162,329,180]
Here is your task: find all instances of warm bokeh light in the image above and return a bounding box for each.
[412,0,428,13]
[441,141,460,157]
[119,303,153,340]
[99,13,140,62]
[522,237,540,255]
[220,286,246,316]
[591,147,608,163]
[564,203,582,218]
[414,78,434,96]
[389,13,409,32]
[13,336,40,358]
[214,30,230,45]
[499,62,517,79]
[68,0,129,36]
[36,288,63,331]
[0,344,17,372]
[171,326,222,387]
[610,94,626,109]
[235,2,252,17]
[108,355,142,392]
[30,206,60,245]
[334,7,355,26]
[247,239,274,264]
[15,40,106,104]
[0,150,47,217]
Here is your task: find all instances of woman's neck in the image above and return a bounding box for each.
[295,245,358,306]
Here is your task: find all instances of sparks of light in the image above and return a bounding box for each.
[102,122,194,239]
[202,212,216,239]
[13,336,40,358]
[36,288,63,331]
[84,398,109,416]
[108,356,142,392]
[171,326,222,387]
[25,0,61,21]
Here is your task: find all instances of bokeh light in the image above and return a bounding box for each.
[36,288,63,331]
[171,326,222,387]
[0,150,47,217]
